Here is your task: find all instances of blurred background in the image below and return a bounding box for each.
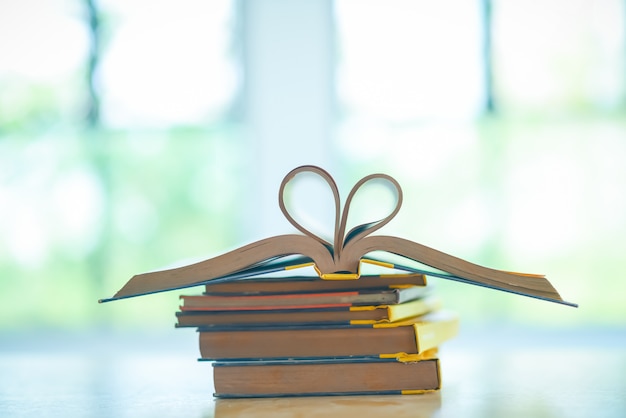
[1,0,624,334]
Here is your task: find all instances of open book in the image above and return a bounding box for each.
[100,165,576,306]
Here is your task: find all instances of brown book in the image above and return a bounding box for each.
[212,356,441,397]
[101,165,575,307]
[197,311,458,360]
[176,296,441,327]
[180,286,427,312]
[203,273,426,296]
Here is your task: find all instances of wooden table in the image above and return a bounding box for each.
[1,326,624,417]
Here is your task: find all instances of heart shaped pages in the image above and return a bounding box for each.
[278,165,403,275]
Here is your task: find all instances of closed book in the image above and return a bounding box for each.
[203,273,427,296]
[198,311,458,360]
[176,296,441,327]
[180,286,427,312]
[212,356,441,398]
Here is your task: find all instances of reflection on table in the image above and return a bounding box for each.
[215,394,441,418]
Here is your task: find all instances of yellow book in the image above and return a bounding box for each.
[350,295,442,324]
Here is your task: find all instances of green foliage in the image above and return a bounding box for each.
[0,128,244,330]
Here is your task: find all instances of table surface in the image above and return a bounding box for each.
[1,325,624,418]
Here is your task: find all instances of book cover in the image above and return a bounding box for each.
[202,272,427,296]
[176,296,441,327]
[179,286,428,311]
[197,311,459,360]
[212,356,441,398]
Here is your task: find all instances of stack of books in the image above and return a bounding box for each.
[175,270,459,397]
[100,165,575,398]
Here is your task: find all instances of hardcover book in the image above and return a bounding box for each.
[212,356,441,398]
[202,273,427,296]
[176,295,441,327]
[179,286,427,311]
[197,311,459,360]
